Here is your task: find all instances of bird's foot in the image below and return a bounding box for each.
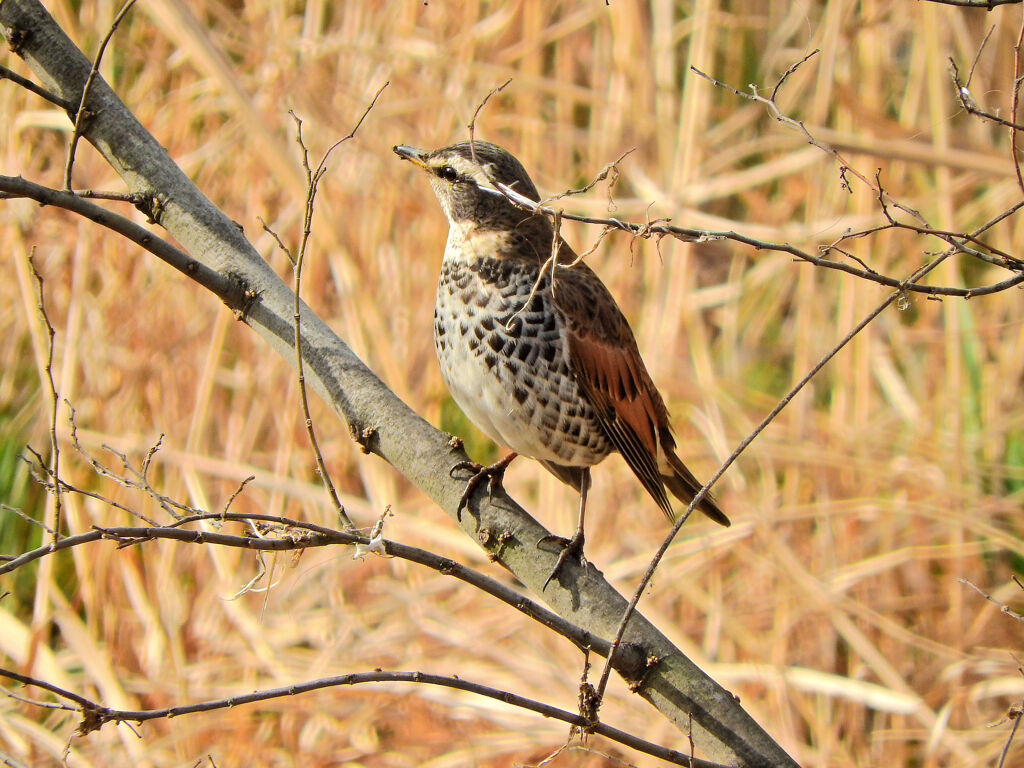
[541,529,586,590]
[450,452,518,520]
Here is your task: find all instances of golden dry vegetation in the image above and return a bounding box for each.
[2,1,1024,766]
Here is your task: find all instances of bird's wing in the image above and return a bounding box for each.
[555,257,729,525]
[554,260,676,519]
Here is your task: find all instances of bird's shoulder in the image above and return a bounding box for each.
[552,255,668,422]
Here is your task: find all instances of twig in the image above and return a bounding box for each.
[547,148,636,203]
[63,416,204,521]
[1012,13,1024,198]
[287,83,386,532]
[950,59,1024,132]
[969,26,997,86]
[771,48,820,102]
[996,702,1023,768]
[0,63,71,109]
[593,250,955,709]
[0,665,721,767]
[493,180,1024,297]
[63,0,138,190]
[0,512,623,664]
[0,502,55,538]
[0,176,246,308]
[958,577,1024,622]
[467,78,512,166]
[26,251,61,541]
[692,65,925,223]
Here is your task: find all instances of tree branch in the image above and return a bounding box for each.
[0,1,794,764]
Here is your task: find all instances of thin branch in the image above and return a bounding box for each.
[0,502,55,538]
[546,148,636,204]
[968,26,997,86]
[958,578,1024,622]
[0,666,723,767]
[64,417,203,521]
[467,78,512,164]
[594,250,955,709]
[771,48,820,102]
[996,702,1023,768]
[286,84,388,532]
[691,65,923,222]
[0,512,633,671]
[63,0,138,190]
[1012,13,1024,198]
[26,251,62,541]
[951,58,1024,132]
[0,63,71,108]
[493,181,1024,297]
[0,176,246,308]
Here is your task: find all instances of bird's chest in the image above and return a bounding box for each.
[433,257,562,399]
[432,256,608,464]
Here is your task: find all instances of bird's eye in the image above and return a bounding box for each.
[436,165,459,182]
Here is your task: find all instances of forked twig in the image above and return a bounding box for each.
[285,82,387,531]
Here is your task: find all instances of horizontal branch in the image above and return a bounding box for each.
[0,175,246,307]
[0,511,631,668]
[493,171,1024,299]
[0,665,725,768]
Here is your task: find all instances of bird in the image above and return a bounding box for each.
[394,140,730,582]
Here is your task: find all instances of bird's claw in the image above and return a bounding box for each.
[450,452,517,520]
[541,530,586,590]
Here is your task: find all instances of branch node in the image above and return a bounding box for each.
[4,22,28,54]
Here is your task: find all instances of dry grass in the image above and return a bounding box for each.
[2,0,1024,765]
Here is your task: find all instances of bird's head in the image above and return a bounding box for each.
[394,141,542,232]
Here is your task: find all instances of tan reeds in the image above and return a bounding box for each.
[2,1,1023,765]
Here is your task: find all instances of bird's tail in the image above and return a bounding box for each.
[663,450,731,527]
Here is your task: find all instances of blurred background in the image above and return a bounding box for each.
[2,1,1023,765]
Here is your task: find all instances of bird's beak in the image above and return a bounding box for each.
[393,144,429,169]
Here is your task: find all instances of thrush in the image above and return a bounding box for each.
[394,140,730,580]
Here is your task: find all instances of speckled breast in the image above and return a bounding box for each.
[433,256,611,467]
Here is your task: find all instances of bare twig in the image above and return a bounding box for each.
[0,63,71,108]
[0,665,721,767]
[493,180,1024,297]
[63,0,138,190]
[950,59,1024,132]
[958,578,1024,622]
[467,78,512,166]
[996,702,1023,768]
[0,511,626,666]
[594,250,955,710]
[968,26,997,85]
[287,83,386,532]
[71,189,149,204]
[547,148,636,203]
[1011,14,1024,198]
[0,502,55,538]
[771,48,820,102]
[0,176,245,307]
[26,251,61,541]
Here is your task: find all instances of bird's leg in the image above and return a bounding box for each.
[450,451,518,519]
[543,469,590,589]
